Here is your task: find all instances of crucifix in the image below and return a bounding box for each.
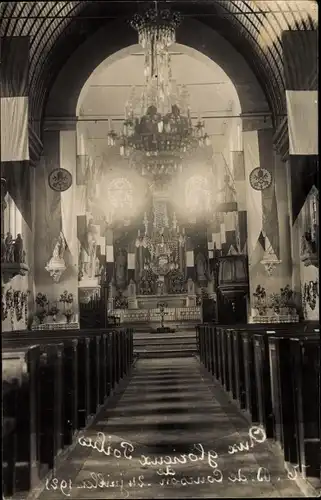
[156,302,168,329]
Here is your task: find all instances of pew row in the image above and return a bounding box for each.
[2,327,134,499]
[196,323,320,485]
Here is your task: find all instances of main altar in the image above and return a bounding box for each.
[108,186,205,325]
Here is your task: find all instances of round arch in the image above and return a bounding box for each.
[75,42,242,118]
[45,17,270,123]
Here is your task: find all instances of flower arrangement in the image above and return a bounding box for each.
[14,290,29,322]
[115,292,128,309]
[59,290,74,305]
[48,304,60,322]
[59,290,74,323]
[269,292,281,314]
[268,285,297,315]
[302,281,319,313]
[35,292,49,309]
[1,287,30,328]
[253,285,267,316]
[35,292,49,324]
[280,285,295,308]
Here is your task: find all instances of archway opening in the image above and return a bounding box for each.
[76,43,242,223]
[75,41,247,323]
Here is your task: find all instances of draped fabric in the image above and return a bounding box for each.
[128,253,135,270]
[0,37,29,162]
[1,160,31,229]
[37,131,63,259]
[282,30,318,222]
[60,131,77,260]
[290,156,318,223]
[1,97,29,161]
[243,130,263,259]
[36,155,62,261]
[233,151,246,211]
[258,130,280,259]
[212,216,221,251]
[232,151,247,254]
[286,90,318,155]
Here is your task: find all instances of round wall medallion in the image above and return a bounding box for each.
[249,167,272,191]
[48,168,72,192]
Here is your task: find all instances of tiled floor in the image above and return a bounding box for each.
[36,357,305,499]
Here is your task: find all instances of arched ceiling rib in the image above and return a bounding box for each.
[0,1,318,133]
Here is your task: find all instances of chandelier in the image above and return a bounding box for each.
[107,7,211,175]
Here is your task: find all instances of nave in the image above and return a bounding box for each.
[36,356,303,499]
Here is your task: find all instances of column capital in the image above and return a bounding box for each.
[43,116,77,131]
[241,114,273,132]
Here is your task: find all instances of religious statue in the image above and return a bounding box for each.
[52,232,66,260]
[45,231,67,282]
[1,235,6,262]
[85,218,98,279]
[115,249,127,290]
[196,252,207,283]
[4,232,14,263]
[301,231,316,256]
[128,279,136,297]
[156,279,165,296]
[13,234,24,263]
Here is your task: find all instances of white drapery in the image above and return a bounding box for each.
[60,130,77,260]
[243,130,263,258]
[286,90,318,155]
[0,97,29,162]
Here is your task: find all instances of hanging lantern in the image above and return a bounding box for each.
[217,255,249,301]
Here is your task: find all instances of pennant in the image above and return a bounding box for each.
[243,130,263,256]
[258,130,280,259]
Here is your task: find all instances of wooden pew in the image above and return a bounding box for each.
[290,337,320,478]
[2,346,40,496]
[2,327,134,498]
[197,322,320,483]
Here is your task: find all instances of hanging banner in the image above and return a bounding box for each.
[243,130,263,257]
[286,90,318,155]
[60,131,77,260]
[0,37,29,162]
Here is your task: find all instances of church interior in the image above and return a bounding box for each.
[1,1,320,498]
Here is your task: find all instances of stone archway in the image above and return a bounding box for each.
[39,15,283,326]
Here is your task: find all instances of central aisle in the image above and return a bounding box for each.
[38,357,304,499]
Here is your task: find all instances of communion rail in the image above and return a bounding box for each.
[196,323,321,488]
[2,327,134,499]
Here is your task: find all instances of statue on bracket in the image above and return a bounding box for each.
[45,232,67,282]
[79,218,98,280]
[1,232,26,264]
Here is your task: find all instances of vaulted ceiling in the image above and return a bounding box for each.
[0,1,318,132]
